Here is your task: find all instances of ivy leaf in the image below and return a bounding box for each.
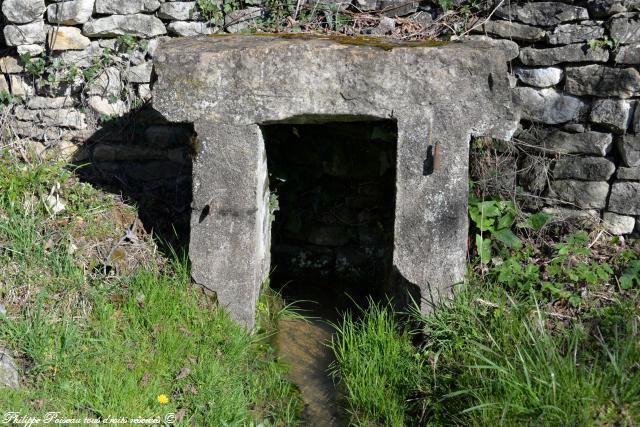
[494,228,522,249]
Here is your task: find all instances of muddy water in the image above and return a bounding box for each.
[273,318,344,426]
[271,280,369,427]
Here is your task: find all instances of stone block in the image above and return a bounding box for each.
[542,206,600,227]
[495,2,589,26]
[565,64,640,98]
[615,43,640,63]
[9,75,35,97]
[0,348,19,390]
[548,22,605,45]
[608,13,640,44]
[465,36,519,60]
[26,97,75,109]
[552,156,616,180]
[87,96,129,117]
[158,2,200,20]
[0,56,24,74]
[603,211,636,234]
[479,19,546,42]
[167,22,217,36]
[86,67,123,97]
[95,0,159,14]
[47,27,91,51]
[542,131,613,156]
[47,0,95,25]
[515,87,586,124]
[1,0,44,24]
[83,14,167,38]
[617,165,640,180]
[127,62,153,83]
[589,98,632,134]
[550,180,609,208]
[617,134,640,166]
[3,20,46,46]
[519,44,609,66]
[514,66,563,87]
[608,181,640,214]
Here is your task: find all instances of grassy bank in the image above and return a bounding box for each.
[0,150,301,424]
[330,232,640,426]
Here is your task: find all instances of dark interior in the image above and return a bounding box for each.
[261,120,398,318]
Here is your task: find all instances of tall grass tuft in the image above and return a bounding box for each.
[328,300,422,426]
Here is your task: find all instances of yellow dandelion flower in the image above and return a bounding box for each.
[157,394,169,405]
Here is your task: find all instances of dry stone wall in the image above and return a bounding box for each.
[1,0,639,237]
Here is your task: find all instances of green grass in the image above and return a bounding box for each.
[330,256,640,425]
[0,151,301,424]
[329,301,423,426]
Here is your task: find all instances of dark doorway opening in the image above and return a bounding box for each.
[262,120,397,318]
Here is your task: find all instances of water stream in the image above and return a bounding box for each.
[271,280,370,427]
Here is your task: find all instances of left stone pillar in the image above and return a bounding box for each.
[189,121,271,329]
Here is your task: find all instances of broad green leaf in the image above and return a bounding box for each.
[527,212,552,230]
[497,212,515,230]
[478,201,501,217]
[494,228,522,249]
[475,234,491,264]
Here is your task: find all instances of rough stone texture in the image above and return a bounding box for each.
[515,87,586,124]
[608,13,640,44]
[519,44,609,66]
[47,27,91,51]
[465,36,519,60]
[158,2,199,21]
[550,180,610,208]
[153,36,519,328]
[542,206,600,227]
[587,0,631,18]
[127,62,153,83]
[552,156,616,180]
[1,0,45,24]
[478,19,547,42]
[542,131,613,156]
[3,21,46,46]
[86,67,123,97]
[608,181,640,214]
[87,96,128,117]
[589,99,632,134]
[83,15,167,38]
[617,165,640,180]
[14,106,86,129]
[26,96,75,109]
[0,349,19,390]
[495,2,589,26]
[0,57,24,74]
[9,75,35,97]
[47,0,95,25]
[167,21,217,36]
[548,22,605,45]
[565,65,640,98]
[615,44,640,64]
[617,134,640,166]
[17,44,45,56]
[514,66,563,88]
[95,0,159,14]
[603,211,636,234]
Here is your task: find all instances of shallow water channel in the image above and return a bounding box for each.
[271,280,371,426]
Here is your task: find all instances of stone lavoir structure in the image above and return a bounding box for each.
[1,0,640,323]
[152,35,518,327]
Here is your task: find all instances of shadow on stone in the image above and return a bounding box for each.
[72,106,195,256]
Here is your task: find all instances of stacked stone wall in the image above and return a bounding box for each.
[1,0,639,237]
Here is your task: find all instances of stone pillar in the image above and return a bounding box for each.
[189,121,270,329]
[393,113,470,307]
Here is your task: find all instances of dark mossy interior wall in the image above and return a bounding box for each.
[262,120,397,303]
